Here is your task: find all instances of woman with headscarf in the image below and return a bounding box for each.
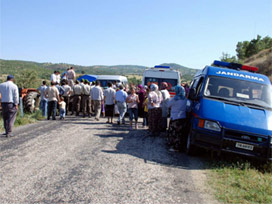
[160,82,170,131]
[147,83,162,136]
[136,84,146,121]
[167,85,187,151]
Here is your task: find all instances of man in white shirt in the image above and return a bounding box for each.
[0,75,19,137]
[50,71,57,83]
[90,81,104,121]
[56,71,61,84]
[104,82,116,123]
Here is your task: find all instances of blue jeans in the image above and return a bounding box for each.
[59,108,66,119]
[117,102,127,123]
[128,108,138,121]
[40,99,48,116]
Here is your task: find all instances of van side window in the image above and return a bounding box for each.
[196,77,204,96]
[191,78,200,89]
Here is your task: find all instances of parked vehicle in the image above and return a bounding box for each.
[77,75,97,83]
[186,60,272,161]
[142,65,181,96]
[77,75,128,88]
[96,75,128,88]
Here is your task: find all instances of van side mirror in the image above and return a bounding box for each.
[188,88,197,100]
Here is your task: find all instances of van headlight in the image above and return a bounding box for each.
[198,119,221,132]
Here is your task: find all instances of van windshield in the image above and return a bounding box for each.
[204,76,272,110]
[144,77,178,92]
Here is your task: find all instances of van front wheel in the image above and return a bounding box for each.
[186,127,197,156]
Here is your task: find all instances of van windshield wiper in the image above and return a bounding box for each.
[205,96,240,104]
[206,96,271,110]
[238,102,271,110]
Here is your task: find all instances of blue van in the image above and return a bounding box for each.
[186,61,272,161]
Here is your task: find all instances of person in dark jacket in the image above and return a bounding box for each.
[136,84,145,119]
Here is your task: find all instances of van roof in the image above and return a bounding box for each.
[96,75,128,81]
[144,67,180,73]
[196,66,270,84]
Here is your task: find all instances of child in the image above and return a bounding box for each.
[59,97,66,120]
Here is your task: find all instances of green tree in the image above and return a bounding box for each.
[236,41,249,60]
[235,35,272,60]
[220,52,239,63]
[15,70,40,88]
[262,36,272,49]
[128,76,141,86]
[245,35,263,57]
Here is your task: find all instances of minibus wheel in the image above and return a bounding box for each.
[186,127,197,156]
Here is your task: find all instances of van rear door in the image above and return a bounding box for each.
[144,77,178,94]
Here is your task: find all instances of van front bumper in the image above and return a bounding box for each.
[191,128,272,161]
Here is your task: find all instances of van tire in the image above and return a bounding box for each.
[186,127,197,156]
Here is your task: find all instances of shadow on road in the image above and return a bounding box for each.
[94,126,207,170]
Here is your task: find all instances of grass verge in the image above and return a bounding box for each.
[208,159,272,203]
[0,109,43,132]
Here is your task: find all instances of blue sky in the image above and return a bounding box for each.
[0,0,271,69]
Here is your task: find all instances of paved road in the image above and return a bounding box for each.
[0,116,217,203]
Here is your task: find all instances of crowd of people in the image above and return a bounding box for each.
[37,67,190,150]
[1,68,190,151]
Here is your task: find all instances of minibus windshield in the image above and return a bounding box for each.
[98,80,120,88]
[144,77,178,92]
[204,76,272,110]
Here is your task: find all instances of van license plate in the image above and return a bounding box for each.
[235,143,254,151]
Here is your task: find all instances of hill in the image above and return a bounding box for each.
[0,59,197,83]
[244,48,272,81]
[160,63,198,82]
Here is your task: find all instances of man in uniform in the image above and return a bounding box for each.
[82,80,92,118]
[67,67,76,87]
[0,75,19,137]
[72,80,83,116]
[80,79,85,112]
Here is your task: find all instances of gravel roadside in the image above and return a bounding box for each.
[0,116,218,203]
